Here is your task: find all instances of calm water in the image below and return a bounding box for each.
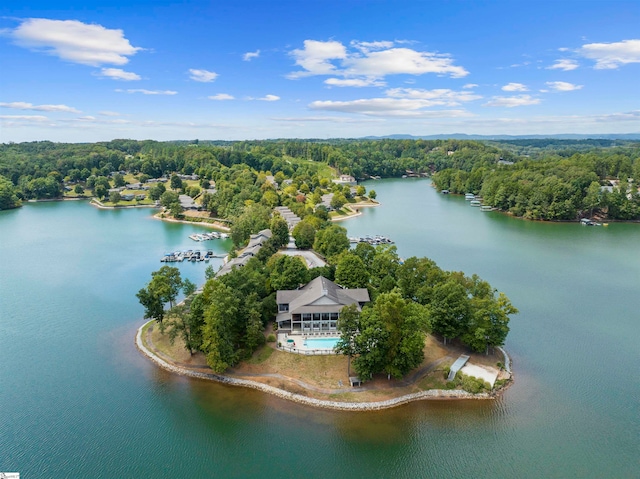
[1,181,638,478]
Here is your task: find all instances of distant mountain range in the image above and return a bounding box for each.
[360,133,640,141]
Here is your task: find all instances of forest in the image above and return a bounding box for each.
[1,138,639,221]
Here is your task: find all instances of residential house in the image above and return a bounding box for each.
[276,276,370,333]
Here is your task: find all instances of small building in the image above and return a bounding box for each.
[276,276,370,333]
[332,174,356,186]
[178,194,200,210]
[216,229,272,276]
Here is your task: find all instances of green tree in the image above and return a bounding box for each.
[109,191,121,205]
[94,184,107,199]
[149,183,166,200]
[231,203,271,246]
[201,281,241,372]
[270,214,290,249]
[335,253,370,289]
[368,189,377,200]
[335,304,360,376]
[113,173,126,188]
[0,176,20,210]
[353,291,430,379]
[356,185,366,196]
[463,293,518,353]
[73,184,84,195]
[160,190,180,209]
[430,279,471,344]
[170,174,183,191]
[330,193,347,210]
[583,181,601,217]
[267,254,309,291]
[292,221,316,249]
[313,224,350,259]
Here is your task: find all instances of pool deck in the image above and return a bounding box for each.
[277,332,341,354]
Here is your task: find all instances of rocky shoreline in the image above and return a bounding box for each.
[136,321,509,411]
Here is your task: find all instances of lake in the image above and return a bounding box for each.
[1,179,638,478]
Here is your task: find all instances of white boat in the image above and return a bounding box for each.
[470,200,482,207]
[465,193,475,200]
[481,205,493,211]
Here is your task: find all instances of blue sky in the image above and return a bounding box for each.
[1,0,639,142]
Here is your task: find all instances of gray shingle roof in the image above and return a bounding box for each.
[277,276,370,314]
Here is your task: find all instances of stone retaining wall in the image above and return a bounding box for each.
[136,322,499,411]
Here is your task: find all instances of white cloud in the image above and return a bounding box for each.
[463,83,478,89]
[385,88,482,105]
[272,116,383,123]
[483,95,541,107]
[502,82,528,92]
[98,68,141,80]
[0,114,49,121]
[208,94,234,100]
[350,40,394,53]
[547,59,579,71]
[324,78,384,87]
[0,101,80,113]
[309,98,471,118]
[116,89,177,95]
[9,18,141,66]
[344,48,468,78]
[546,81,583,92]
[288,40,347,78]
[99,110,121,116]
[188,69,218,82]
[259,94,280,101]
[579,39,640,69]
[243,50,260,61]
[288,39,468,80]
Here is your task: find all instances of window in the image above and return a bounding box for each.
[278,303,289,312]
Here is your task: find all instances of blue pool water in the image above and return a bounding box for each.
[304,337,339,349]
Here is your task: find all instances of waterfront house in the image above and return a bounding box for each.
[276,276,370,333]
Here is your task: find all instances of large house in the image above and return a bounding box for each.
[276,276,370,333]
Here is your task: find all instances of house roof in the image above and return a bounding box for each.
[277,276,370,314]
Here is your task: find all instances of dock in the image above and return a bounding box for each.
[189,232,230,242]
[348,235,394,245]
[160,250,226,263]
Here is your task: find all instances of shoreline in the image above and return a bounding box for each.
[136,320,510,411]
[151,212,231,231]
[90,198,159,210]
[331,201,380,223]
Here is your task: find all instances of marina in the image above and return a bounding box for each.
[160,249,226,263]
[348,235,394,245]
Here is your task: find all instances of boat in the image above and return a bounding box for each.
[441,190,449,194]
[470,200,482,207]
[220,233,229,239]
[465,193,475,200]
[480,205,494,211]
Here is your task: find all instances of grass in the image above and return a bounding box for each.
[144,323,508,402]
[246,345,275,364]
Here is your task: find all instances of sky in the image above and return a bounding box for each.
[1,0,639,142]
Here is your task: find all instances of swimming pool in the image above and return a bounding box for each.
[303,337,340,350]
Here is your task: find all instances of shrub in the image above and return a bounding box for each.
[460,374,488,394]
[266,333,276,343]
